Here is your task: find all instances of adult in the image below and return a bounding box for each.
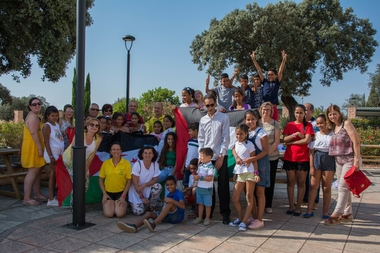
[123,100,144,127]
[59,104,74,150]
[325,105,361,225]
[21,97,47,206]
[101,104,113,118]
[128,146,162,215]
[258,102,281,214]
[302,103,320,209]
[89,103,100,118]
[157,115,176,156]
[99,143,132,218]
[198,93,231,224]
[250,50,287,121]
[194,90,205,110]
[146,102,165,133]
[62,118,103,205]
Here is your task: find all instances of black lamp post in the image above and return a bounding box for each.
[123,35,135,113]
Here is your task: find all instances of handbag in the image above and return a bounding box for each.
[344,166,372,198]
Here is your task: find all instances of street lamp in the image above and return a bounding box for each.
[123,35,135,113]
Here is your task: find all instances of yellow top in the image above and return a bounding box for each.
[146,114,165,134]
[21,122,46,168]
[99,158,132,193]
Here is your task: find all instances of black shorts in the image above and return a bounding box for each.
[283,161,310,172]
[105,191,123,201]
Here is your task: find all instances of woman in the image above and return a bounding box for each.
[21,97,47,206]
[259,102,280,214]
[325,105,361,225]
[59,104,74,150]
[63,118,103,205]
[283,104,313,216]
[99,143,132,218]
[194,90,205,110]
[101,104,113,118]
[157,115,176,156]
[128,146,162,215]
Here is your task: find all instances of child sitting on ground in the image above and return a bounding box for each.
[117,175,185,233]
[183,158,199,219]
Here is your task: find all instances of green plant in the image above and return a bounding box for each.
[357,126,380,156]
[0,121,24,148]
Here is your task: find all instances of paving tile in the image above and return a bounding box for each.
[42,237,91,252]
[6,226,41,240]
[195,224,238,240]
[97,233,143,249]
[259,237,305,253]
[24,247,60,253]
[69,228,115,243]
[26,217,68,230]
[306,226,348,250]
[254,248,289,253]
[167,223,208,234]
[127,239,175,252]
[0,220,23,234]
[345,232,380,253]
[210,241,256,253]
[0,240,36,253]
[74,244,119,253]
[298,242,344,253]
[94,222,126,234]
[165,245,210,253]
[226,230,268,247]
[18,231,67,246]
[174,234,224,252]
[148,231,192,245]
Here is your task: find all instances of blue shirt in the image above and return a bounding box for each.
[166,189,185,222]
[262,78,280,105]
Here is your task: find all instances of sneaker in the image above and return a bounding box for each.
[203,218,211,226]
[313,203,318,210]
[193,217,203,224]
[117,222,137,233]
[229,218,241,227]
[247,216,255,223]
[143,218,156,232]
[238,222,247,231]
[248,219,264,229]
[47,198,58,207]
[265,207,273,214]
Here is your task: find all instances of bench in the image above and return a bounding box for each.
[0,171,28,179]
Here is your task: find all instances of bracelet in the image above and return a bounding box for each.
[121,194,126,199]
[200,176,204,181]
[139,195,144,199]
[254,171,259,175]
[292,133,296,138]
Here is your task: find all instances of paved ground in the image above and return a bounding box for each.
[0,169,379,253]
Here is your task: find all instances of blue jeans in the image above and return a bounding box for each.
[158,166,175,196]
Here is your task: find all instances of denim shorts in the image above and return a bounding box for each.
[314,150,336,171]
[196,193,212,206]
[155,208,180,224]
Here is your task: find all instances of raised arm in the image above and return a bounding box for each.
[277,50,287,82]
[229,68,239,88]
[205,74,211,93]
[250,51,264,82]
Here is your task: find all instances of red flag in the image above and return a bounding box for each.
[173,107,190,180]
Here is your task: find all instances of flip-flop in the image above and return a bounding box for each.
[324,216,341,226]
[35,195,48,202]
[22,199,40,206]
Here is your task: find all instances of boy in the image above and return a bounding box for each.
[239,74,255,109]
[117,176,185,233]
[193,148,215,226]
[181,122,199,188]
[183,158,199,218]
[205,69,239,110]
[250,50,287,120]
[250,73,264,109]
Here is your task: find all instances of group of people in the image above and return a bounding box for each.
[20,49,361,233]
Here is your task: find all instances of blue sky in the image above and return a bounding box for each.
[1,0,379,112]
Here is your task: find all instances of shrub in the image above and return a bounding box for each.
[351,118,380,129]
[357,126,380,156]
[0,121,24,148]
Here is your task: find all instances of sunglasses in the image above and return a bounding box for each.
[205,103,215,108]
[90,108,100,111]
[65,110,74,113]
[104,109,112,112]
[30,102,42,106]
[89,123,100,128]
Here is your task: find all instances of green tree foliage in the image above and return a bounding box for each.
[0,95,50,121]
[190,0,378,116]
[71,68,76,112]
[139,87,180,106]
[0,0,94,82]
[84,73,91,115]
[0,84,12,105]
[342,93,366,109]
[313,106,325,118]
[367,64,380,107]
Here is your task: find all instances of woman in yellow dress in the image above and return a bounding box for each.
[21,97,47,206]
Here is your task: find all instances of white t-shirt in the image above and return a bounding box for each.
[128,161,160,204]
[197,162,215,189]
[248,127,267,151]
[309,131,333,152]
[234,141,256,174]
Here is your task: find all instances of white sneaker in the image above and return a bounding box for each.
[238,222,247,231]
[47,198,58,206]
[229,218,241,227]
[265,207,273,214]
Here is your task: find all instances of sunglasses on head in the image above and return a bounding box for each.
[205,103,215,108]
[90,108,100,111]
[89,123,100,128]
[31,102,42,106]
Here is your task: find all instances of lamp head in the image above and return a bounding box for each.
[123,35,135,42]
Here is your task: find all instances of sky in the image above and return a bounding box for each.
[1,0,380,112]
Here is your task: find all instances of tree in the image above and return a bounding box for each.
[367,64,380,107]
[0,84,12,105]
[71,68,76,112]
[139,87,181,106]
[84,73,91,115]
[342,93,366,109]
[190,0,378,118]
[313,106,325,118]
[0,95,50,121]
[0,0,94,82]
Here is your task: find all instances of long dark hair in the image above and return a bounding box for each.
[164,115,175,128]
[230,89,245,110]
[235,123,249,144]
[158,132,177,168]
[244,109,260,127]
[295,104,308,128]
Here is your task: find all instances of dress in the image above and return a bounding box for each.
[21,121,46,169]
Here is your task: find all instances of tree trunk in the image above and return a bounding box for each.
[281,94,298,121]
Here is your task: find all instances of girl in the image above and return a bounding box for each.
[157,115,176,156]
[229,89,251,111]
[304,114,336,219]
[129,112,146,134]
[42,106,64,207]
[150,120,164,141]
[245,110,270,229]
[59,104,74,150]
[325,105,361,225]
[283,104,314,216]
[157,132,177,196]
[194,90,205,110]
[111,112,129,133]
[99,143,132,218]
[180,87,197,107]
[230,124,258,231]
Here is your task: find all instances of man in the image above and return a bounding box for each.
[89,103,100,118]
[302,102,320,209]
[198,93,231,225]
[123,100,144,127]
[146,102,165,133]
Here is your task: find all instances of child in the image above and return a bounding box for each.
[181,87,197,107]
[42,106,64,206]
[150,120,164,141]
[193,148,215,226]
[250,74,264,109]
[230,123,258,231]
[183,158,199,218]
[117,176,185,233]
[129,112,146,134]
[229,89,251,111]
[97,116,107,133]
[111,112,129,133]
[181,122,199,188]
[194,90,205,110]
[157,132,177,196]
[250,50,287,120]
[239,74,255,109]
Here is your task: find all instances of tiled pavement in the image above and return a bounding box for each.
[0,169,379,253]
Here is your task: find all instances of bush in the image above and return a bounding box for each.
[278,116,290,131]
[0,121,24,148]
[357,126,380,156]
[351,118,380,129]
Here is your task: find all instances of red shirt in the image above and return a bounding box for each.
[123,113,145,127]
[283,121,314,162]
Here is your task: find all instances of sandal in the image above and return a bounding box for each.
[35,195,48,202]
[322,215,330,219]
[339,214,353,222]
[22,199,41,206]
[324,216,341,226]
[286,210,294,215]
